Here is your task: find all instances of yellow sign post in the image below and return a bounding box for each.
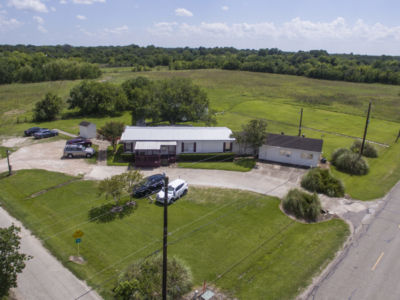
[73,230,84,256]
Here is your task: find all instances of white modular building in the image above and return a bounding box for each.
[120,126,235,167]
[259,133,323,168]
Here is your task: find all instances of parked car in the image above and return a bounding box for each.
[64,144,95,158]
[156,179,188,204]
[66,137,92,147]
[24,127,46,136]
[133,174,165,198]
[33,129,58,139]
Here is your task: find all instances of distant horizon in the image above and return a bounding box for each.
[2,43,399,58]
[2,0,400,56]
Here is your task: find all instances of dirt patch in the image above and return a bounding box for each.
[4,109,25,116]
[1,137,30,148]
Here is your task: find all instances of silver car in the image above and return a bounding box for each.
[64,144,95,158]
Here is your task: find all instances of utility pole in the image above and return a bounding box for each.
[396,129,400,143]
[162,175,169,300]
[359,102,372,158]
[6,150,11,176]
[298,108,303,136]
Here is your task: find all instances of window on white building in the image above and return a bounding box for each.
[280,150,292,157]
[301,153,314,160]
[183,142,195,153]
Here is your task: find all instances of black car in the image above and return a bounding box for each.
[66,137,92,147]
[24,127,46,136]
[133,174,166,198]
[33,129,58,139]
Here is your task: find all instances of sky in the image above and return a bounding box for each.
[1,0,400,55]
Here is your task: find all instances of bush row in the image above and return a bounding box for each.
[177,152,235,162]
[331,148,369,175]
[301,168,345,197]
[282,189,321,222]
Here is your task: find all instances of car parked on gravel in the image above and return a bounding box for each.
[24,127,46,136]
[64,144,95,158]
[132,174,165,198]
[33,129,58,139]
[66,137,92,147]
[156,179,188,204]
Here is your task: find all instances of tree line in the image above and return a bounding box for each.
[2,44,400,85]
[0,51,101,84]
[34,77,215,126]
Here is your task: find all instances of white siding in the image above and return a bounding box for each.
[177,140,225,154]
[259,145,320,167]
[80,123,96,139]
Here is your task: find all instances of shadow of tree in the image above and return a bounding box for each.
[89,200,137,223]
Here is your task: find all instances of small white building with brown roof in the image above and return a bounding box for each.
[259,133,323,167]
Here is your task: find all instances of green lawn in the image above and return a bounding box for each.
[107,144,132,166]
[0,170,349,300]
[1,69,400,199]
[0,146,14,159]
[179,158,256,172]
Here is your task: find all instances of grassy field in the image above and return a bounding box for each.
[0,69,399,199]
[0,170,349,300]
[178,158,256,172]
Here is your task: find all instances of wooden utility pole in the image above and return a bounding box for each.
[298,108,303,136]
[6,150,11,176]
[162,176,169,300]
[359,102,372,158]
[396,129,400,143]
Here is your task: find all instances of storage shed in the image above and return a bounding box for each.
[79,121,96,139]
[259,133,323,167]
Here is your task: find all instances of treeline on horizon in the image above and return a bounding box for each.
[1,44,400,85]
[0,50,101,84]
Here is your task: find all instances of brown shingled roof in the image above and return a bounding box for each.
[266,133,323,152]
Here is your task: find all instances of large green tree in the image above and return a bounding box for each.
[232,119,268,156]
[33,92,63,122]
[122,77,159,125]
[67,81,127,116]
[97,121,125,152]
[0,225,31,298]
[156,78,214,124]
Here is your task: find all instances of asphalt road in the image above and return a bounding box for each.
[307,181,400,300]
[0,207,102,300]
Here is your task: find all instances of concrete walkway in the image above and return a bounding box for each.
[0,208,102,300]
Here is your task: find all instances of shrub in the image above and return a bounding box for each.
[331,148,350,165]
[178,152,235,162]
[33,92,63,122]
[350,140,378,158]
[282,189,321,222]
[301,168,345,197]
[113,255,192,299]
[333,151,369,175]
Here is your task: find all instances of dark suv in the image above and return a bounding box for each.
[66,137,92,147]
[133,174,166,198]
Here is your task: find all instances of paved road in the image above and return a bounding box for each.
[306,181,400,300]
[0,208,102,300]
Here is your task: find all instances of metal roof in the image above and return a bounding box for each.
[134,141,176,150]
[265,133,323,152]
[121,126,235,142]
[79,121,92,127]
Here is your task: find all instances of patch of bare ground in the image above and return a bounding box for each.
[183,285,237,300]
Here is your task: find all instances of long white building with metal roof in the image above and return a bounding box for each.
[120,126,235,167]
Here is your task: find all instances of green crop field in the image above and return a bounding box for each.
[0,170,349,300]
[0,69,400,199]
